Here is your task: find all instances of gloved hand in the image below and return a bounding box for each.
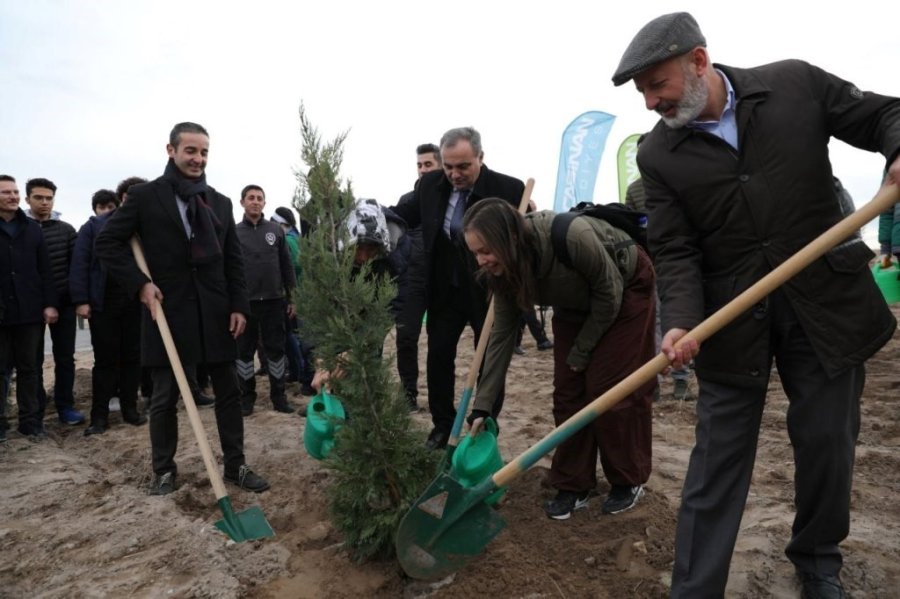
[466,409,490,436]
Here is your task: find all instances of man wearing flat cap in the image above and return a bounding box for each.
[614,11,900,599]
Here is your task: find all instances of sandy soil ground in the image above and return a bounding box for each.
[2,306,899,598]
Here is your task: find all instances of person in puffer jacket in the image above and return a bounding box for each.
[24,177,84,427]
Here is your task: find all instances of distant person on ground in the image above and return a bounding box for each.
[463,199,655,520]
[512,307,553,356]
[70,187,149,435]
[270,205,315,395]
[0,175,58,441]
[613,11,900,597]
[394,143,442,410]
[25,177,84,427]
[96,122,270,496]
[234,184,297,416]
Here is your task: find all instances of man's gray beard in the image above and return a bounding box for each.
[661,72,709,129]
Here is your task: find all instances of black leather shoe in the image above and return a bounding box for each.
[273,401,296,414]
[149,472,176,496]
[122,408,147,426]
[425,428,450,450]
[798,572,847,599]
[224,465,270,493]
[84,422,108,436]
[194,393,215,407]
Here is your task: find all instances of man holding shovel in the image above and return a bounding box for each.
[96,122,269,496]
[613,12,900,598]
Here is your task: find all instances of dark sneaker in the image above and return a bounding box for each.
[59,407,86,425]
[602,485,644,514]
[424,427,450,450]
[672,379,693,401]
[544,490,590,520]
[299,384,317,397]
[241,402,254,417]
[150,472,176,496]
[84,422,108,436]
[537,339,554,351]
[224,465,270,493]
[406,392,418,412]
[513,345,526,356]
[194,393,215,407]
[273,402,296,414]
[798,572,847,599]
[122,411,148,426]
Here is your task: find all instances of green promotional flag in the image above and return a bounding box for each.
[616,133,643,204]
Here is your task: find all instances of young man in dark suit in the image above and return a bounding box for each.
[96,122,269,495]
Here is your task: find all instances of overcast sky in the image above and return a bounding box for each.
[1,1,897,244]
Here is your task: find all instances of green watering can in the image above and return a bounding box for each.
[303,390,346,460]
[872,262,900,304]
[450,417,506,506]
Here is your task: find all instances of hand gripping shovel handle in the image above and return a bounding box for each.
[130,238,230,501]
[447,178,536,447]
[490,183,900,489]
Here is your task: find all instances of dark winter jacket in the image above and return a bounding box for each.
[639,59,900,387]
[27,210,77,305]
[346,201,411,318]
[235,215,296,302]
[0,209,58,325]
[396,187,426,297]
[69,211,115,312]
[95,177,250,367]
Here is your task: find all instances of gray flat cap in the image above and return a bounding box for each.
[612,12,706,86]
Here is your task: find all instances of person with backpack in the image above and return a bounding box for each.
[462,198,656,520]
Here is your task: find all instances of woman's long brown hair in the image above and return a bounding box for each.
[462,198,537,312]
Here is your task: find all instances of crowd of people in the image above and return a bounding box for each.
[2,10,900,598]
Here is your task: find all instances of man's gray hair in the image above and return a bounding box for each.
[440,127,482,156]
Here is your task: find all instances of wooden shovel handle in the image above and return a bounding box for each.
[447,178,535,444]
[130,238,230,501]
[493,183,900,488]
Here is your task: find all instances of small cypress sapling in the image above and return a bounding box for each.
[293,105,438,561]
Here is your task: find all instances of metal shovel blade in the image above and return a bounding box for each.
[396,474,505,580]
[214,497,275,542]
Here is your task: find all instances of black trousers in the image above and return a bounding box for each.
[235,299,287,407]
[149,362,245,476]
[88,297,141,424]
[671,291,864,596]
[37,304,77,415]
[0,323,43,434]
[425,283,504,432]
[395,232,427,398]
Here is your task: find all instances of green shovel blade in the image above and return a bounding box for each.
[396,473,505,580]
[214,497,275,542]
